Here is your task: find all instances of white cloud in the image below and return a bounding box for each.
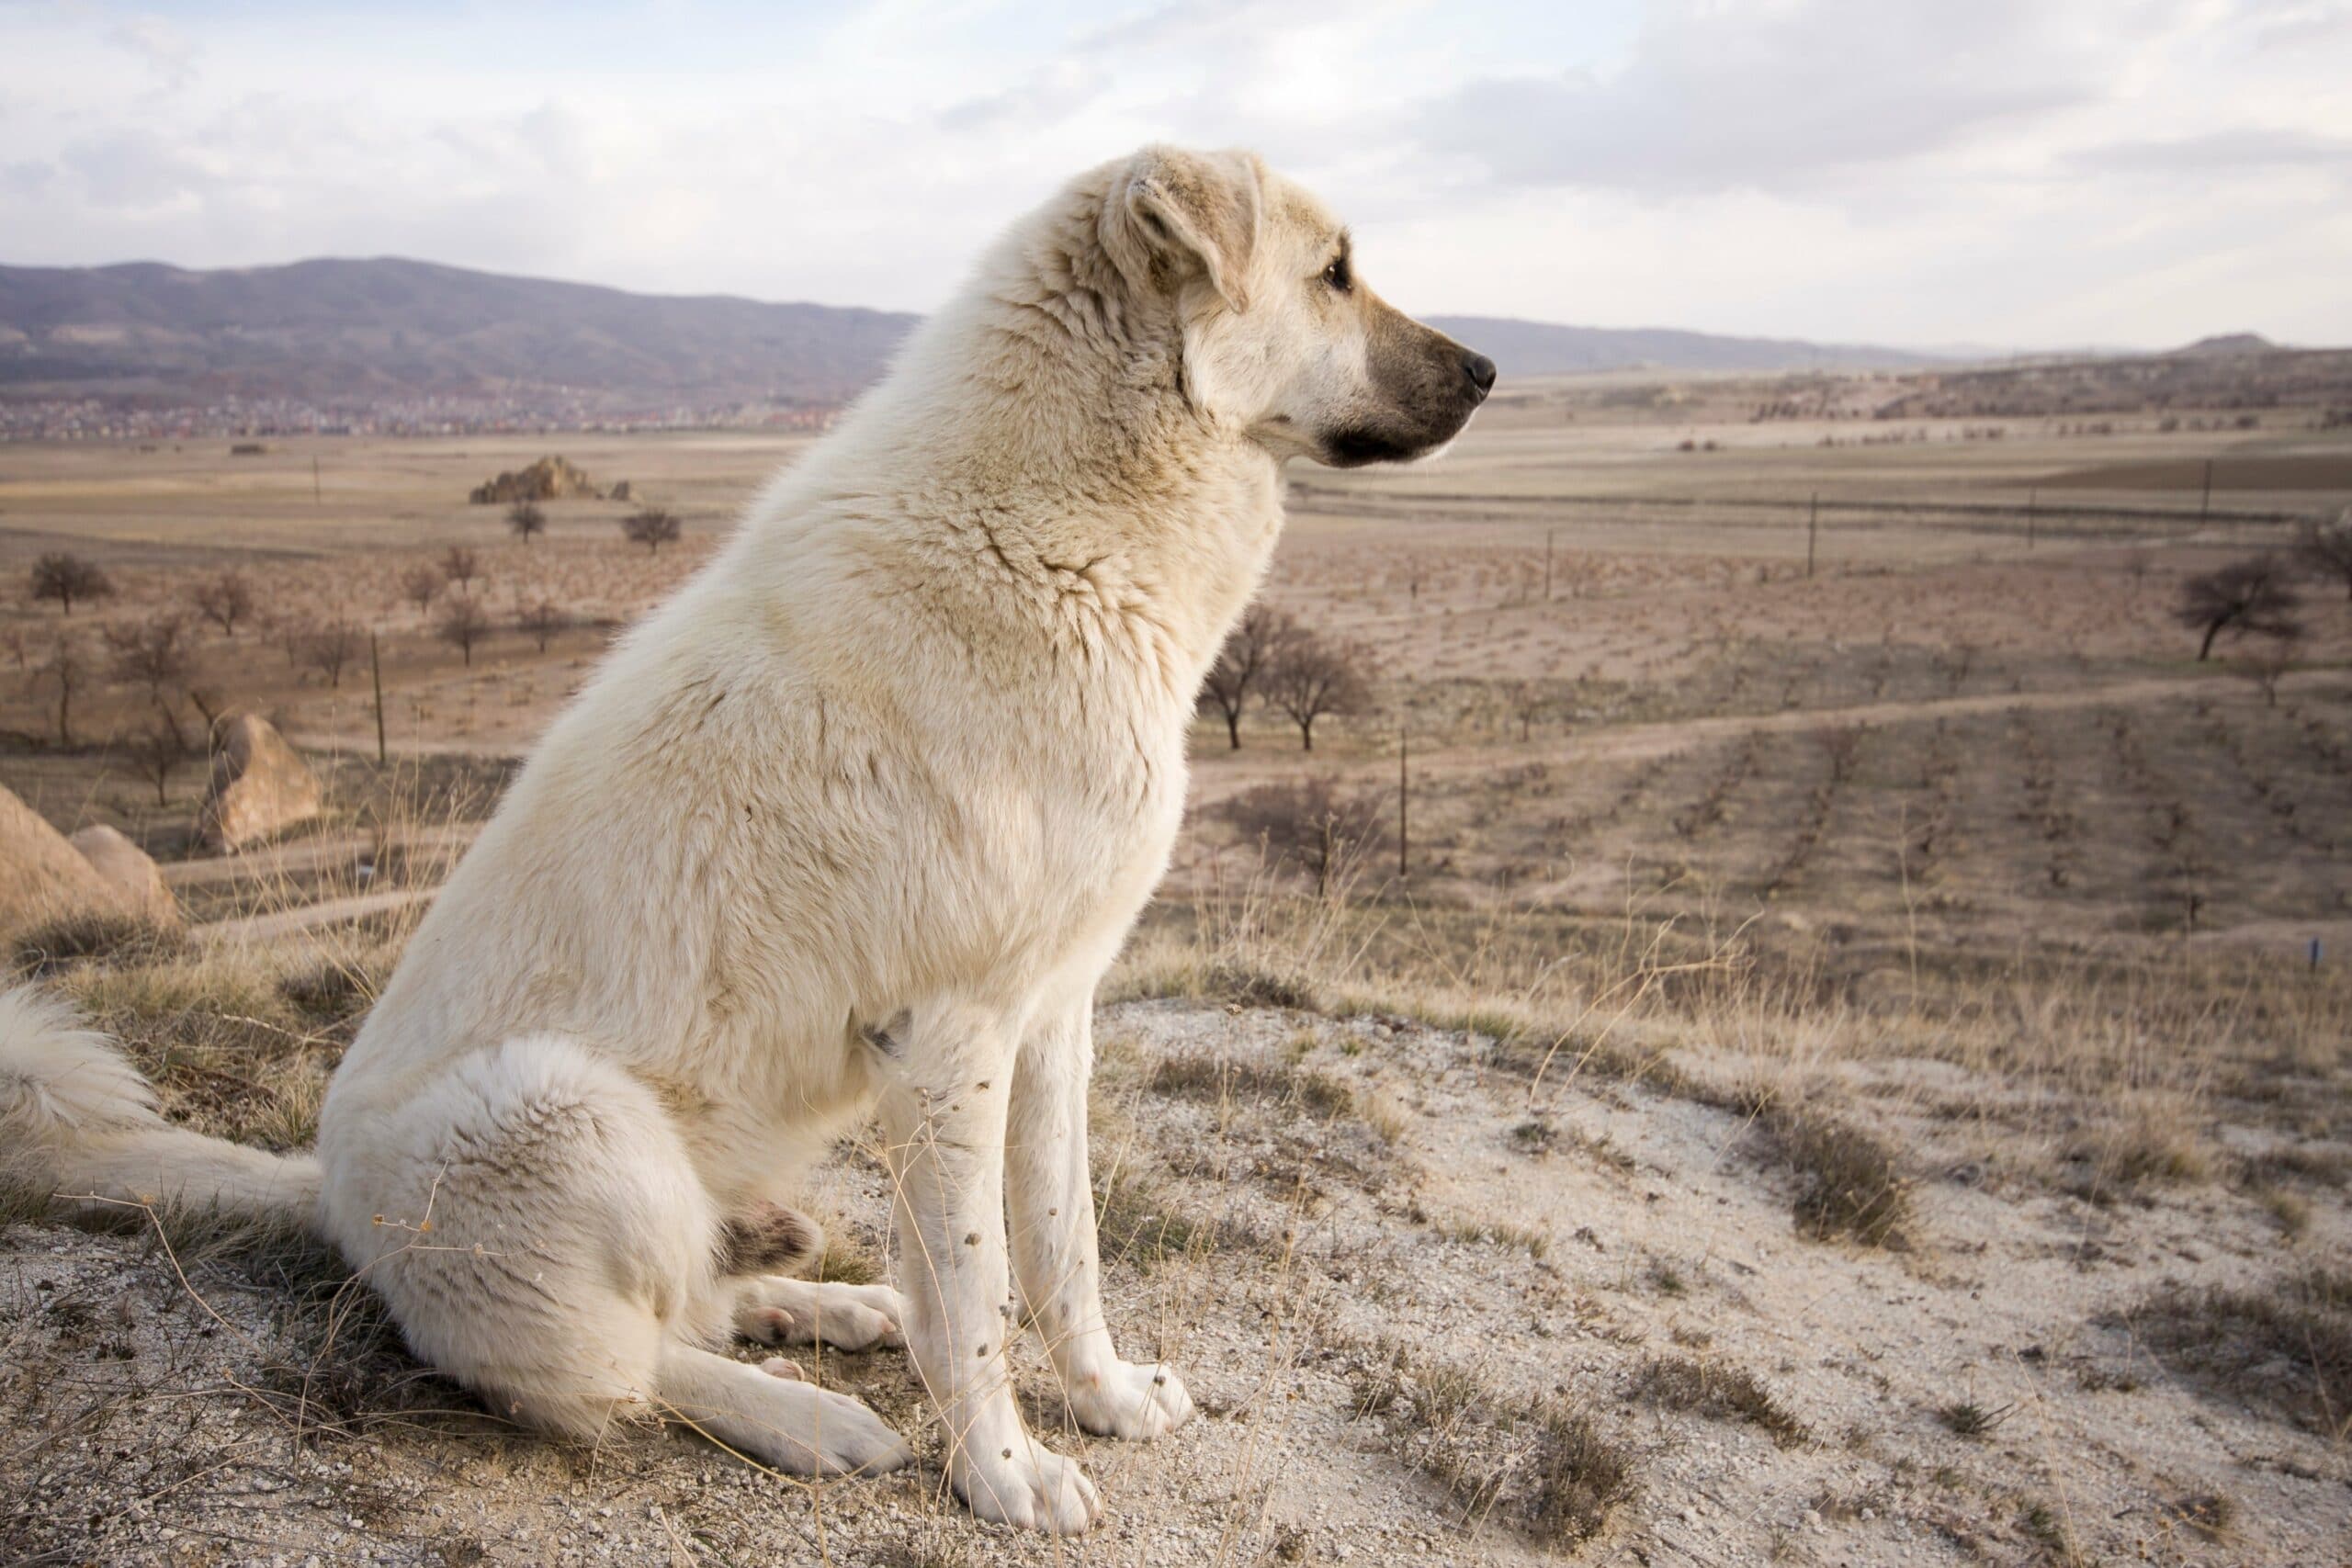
[0,0,2346,347]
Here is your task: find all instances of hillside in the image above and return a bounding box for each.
[0,257,918,415]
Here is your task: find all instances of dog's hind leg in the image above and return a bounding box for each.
[322,1037,908,1477]
[655,1343,910,1474]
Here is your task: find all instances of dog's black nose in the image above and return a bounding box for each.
[1464,352,1497,399]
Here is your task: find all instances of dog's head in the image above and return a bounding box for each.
[1099,146,1494,467]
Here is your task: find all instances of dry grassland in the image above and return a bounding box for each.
[2,380,2347,1563]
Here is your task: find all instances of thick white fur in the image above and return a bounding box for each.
[0,147,1484,1534]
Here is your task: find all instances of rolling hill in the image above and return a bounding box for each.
[0,257,919,413]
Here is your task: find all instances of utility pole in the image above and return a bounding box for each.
[2026,487,2037,550]
[1396,723,1409,881]
[369,630,387,766]
[312,454,322,505]
[1543,529,1555,602]
[2199,458,2213,524]
[1806,493,1819,579]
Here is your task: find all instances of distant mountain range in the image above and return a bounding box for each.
[0,258,918,415]
[0,257,2316,431]
[1423,315,1943,375]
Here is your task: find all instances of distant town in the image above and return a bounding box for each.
[0,395,846,442]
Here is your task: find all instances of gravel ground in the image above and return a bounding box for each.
[2,998,2344,1565]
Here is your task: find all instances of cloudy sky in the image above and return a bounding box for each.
[2,0,2347,349]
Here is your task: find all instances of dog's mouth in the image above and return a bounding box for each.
[1312,319,1494,468]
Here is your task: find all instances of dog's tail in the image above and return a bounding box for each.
[0,985,322,1232]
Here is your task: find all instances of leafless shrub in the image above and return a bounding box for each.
[504,501,546,545]
[123,716,190,807]
[1261,627,1371,751]
[1198,604,1293,750]
[189,570,256,637]
[436,595,491,666]
[440,545,482,593]
[621,508,683,554]
[33,635,89,744]
[300,620,363,689]
[400,564,444,614]
[515,598,572,652]
[29,552,114,615]
[2176,555,2301,661]
[102,615,193,724]
[1219,776,1390,897]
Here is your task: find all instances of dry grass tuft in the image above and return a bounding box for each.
[1632,1354,1810,1447]
[2122,1267,2352,1438]
[11,913,186,976]
[1344,1337,1636,1547]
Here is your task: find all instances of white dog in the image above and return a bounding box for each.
[0,146,1491,1535]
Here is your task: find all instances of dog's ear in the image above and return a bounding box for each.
[1107,146,1261,312]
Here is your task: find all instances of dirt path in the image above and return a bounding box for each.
[1186,668,2352,806]
[162,820,480,888]
[193,886,436,944]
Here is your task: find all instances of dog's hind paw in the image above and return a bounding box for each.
[735,1278,905,1352]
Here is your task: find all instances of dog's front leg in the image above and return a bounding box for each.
[876,1005,1099,1535]
[1008,994,1195,1439]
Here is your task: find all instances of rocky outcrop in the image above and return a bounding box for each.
[469,456,603,505]
[0,787,123,942]
[197,714,324,852]
[69,825,180,929]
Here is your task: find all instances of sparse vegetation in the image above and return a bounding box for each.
[1633,1355,1809,1446]
[622,507,683,553]
[29,552,114,615]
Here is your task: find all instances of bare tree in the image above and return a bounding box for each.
[2238,626,2301,708]
[1220,776,1391,897]
[621,508,683,554]
[516,598,573,653]
[442,545,483,593]
[34,636,87,745]
[189,570,256,637]
[401,564,446,614]
[506,501,548,546]
[1262,629,1371,751]
[437,595,492,666]
[124,717,189,807]
[30,552,113,615]
[2296,512,2352,603]
[1506,680,1550,742]
[302,620,362,688]
[104,615,192,705]
[1198,604,1293,750]
[2176,555,2302,661]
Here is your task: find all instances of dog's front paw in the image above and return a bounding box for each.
[953,1438,1101,1534]
[1065,1359,1195,1440]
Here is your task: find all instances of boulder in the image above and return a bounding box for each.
[469,456,604,505]
[70,825,181,929]
[0,786,122,942]
[197,714,324,852]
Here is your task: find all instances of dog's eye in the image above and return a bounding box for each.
[1321,255,1351,293]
